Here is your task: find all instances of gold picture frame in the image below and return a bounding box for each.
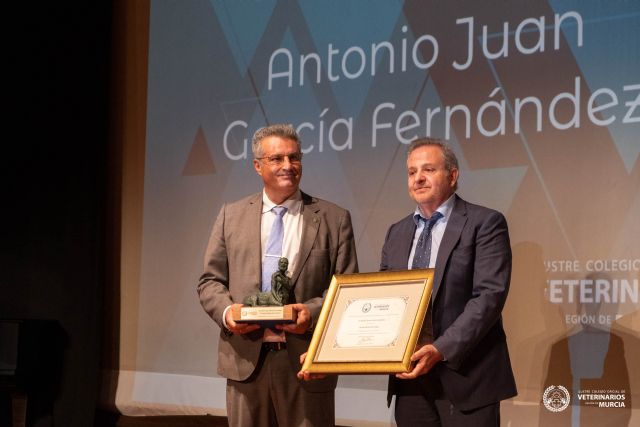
[301,269,434,374]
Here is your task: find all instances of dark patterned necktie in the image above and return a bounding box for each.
[411,211,443,269]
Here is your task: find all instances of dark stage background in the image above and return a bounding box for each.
[2,3,111,426]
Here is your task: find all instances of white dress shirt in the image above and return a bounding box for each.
[260,190,303,276]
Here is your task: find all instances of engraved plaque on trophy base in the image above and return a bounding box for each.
[232,304,297,326]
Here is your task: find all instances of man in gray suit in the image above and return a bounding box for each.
[381,138,516,426]
[198,124,358,427]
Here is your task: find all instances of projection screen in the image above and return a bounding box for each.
[111,1,639,425]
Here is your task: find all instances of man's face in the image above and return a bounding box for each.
[407,145,458,214]
[253,136,302,202]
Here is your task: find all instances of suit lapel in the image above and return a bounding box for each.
[291,192,320,286]
[432,195,467,300]
[245,193,264,292]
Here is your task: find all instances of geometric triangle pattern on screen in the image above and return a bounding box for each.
[182,126,216,176]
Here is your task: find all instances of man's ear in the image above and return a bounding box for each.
[450,168,459,187]
[253,159,262,177]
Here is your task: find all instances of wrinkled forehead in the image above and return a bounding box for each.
[406,145,446,167]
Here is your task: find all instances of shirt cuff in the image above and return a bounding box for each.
[222,305,232,329]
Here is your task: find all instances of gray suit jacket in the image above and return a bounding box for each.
[381,195,517,410]
[198,191,358,392]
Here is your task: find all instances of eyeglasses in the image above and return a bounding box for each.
[256,152,303,166]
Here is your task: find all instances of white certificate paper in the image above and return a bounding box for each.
[334,297,407,348]
[308,273,432,367]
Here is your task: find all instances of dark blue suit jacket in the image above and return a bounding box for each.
[382,195,517,411]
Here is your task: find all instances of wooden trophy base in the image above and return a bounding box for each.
[232,304,297,326]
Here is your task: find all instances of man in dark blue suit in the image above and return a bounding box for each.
[382,138,517,426]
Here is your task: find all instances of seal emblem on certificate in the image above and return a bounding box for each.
[301,269,434,374]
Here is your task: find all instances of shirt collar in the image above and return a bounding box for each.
[413,193,455,225]
[262,189,302,214]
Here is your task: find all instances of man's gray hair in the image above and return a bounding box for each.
[252,124,301,158]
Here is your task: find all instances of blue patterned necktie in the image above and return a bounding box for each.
[262,206,287,292]
[411,211,443,269]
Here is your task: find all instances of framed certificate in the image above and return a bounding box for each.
[301,269,434,374]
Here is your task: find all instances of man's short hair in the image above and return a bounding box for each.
[252,124,301,158]
[407,138,459,173]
